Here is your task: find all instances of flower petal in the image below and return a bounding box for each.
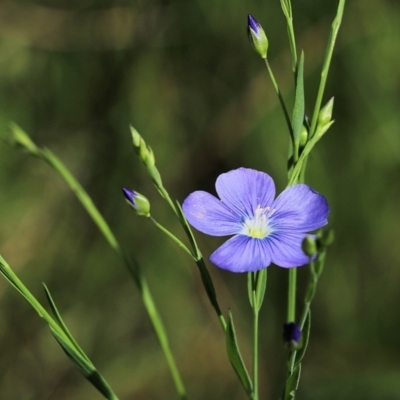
[271,184,329,231]
[267,232,310,267]
[182,191,242,236]
[210,235,272,272]
[215,168,276,218]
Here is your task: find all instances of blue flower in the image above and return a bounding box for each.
[182,168,329,273]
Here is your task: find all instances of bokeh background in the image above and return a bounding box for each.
[0,0,399,399]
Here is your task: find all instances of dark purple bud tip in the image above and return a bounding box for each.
[122,188,136,205]
[122,187,151,217]
[248,14,259,34]
[283,322,302,345]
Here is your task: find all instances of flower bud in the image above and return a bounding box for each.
[299,124,308,147]
[283,322,302,350]
[317,228,335,248]
[318,97,334,126]
[315,97,334,139]
[7,123,40,155]
[302,235,317,257]
[247,15,269,59]
[122,188,150,217]
[130,126,155,167]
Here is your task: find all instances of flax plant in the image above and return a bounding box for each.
[0,1,345,399]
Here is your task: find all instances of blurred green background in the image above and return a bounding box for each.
[0,0,399,399]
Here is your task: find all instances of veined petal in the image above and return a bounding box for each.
[271,184,329,231]
[267,232,310,268]
[210,235,271,272]
[215,168,276,218]
[182,191,242,236]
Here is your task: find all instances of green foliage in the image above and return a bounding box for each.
[0,0,398,398]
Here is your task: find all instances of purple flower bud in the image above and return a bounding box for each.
[122,188,150,217]
[247,14,269,59]
[248,15,260,35]
[283,322,302,345]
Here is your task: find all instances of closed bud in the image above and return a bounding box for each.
[283,322,302,350]
[302,235,317,257]
[130,126,156,167]
[7,123,39,155]
[122,188,150,217]
[318,97,334,126]
[314,97,334,139]
[247,15,269,59]
[317,228,335,248]
[130,126,141,149]
[299,124,308,147]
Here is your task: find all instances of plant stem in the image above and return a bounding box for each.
[264,58,293,140]
[287,268,297,322]
[141,277,187,399]
[309,0,346,138]
[252,290,259,400]
[150,216,193,257]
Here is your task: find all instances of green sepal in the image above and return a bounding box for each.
[284,363,302,400]
[225,311,253,396]
[248,270,268,311]
[317,228,335,248]
[302,235,317,257]
[292,51,305,158]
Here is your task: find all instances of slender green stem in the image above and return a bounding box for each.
[287,268,297,322]
[158,186,179,217]
[283,2,298,73]
[252,286,259,400]
[150,215,227,332]
[309,0,346,138]
[150,216,193,257]
[264,58,293,140]
[195,258,227,331]
[149,175,227,332]
[42,149,121,255]
[140,277,187,399]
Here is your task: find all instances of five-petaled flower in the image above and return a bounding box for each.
[182,168,329,273]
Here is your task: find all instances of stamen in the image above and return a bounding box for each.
[241,205,274,238]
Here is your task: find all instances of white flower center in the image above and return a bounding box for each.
[242,205,275,239]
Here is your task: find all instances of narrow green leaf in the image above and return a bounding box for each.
[292,51,305,155]
[196,258,222,321]
[50,327,119,400]
[0,262,26,299]
[284,364,302,400]
[295,310,311,367]
[43,283,89,362]
[225,311,253,396]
